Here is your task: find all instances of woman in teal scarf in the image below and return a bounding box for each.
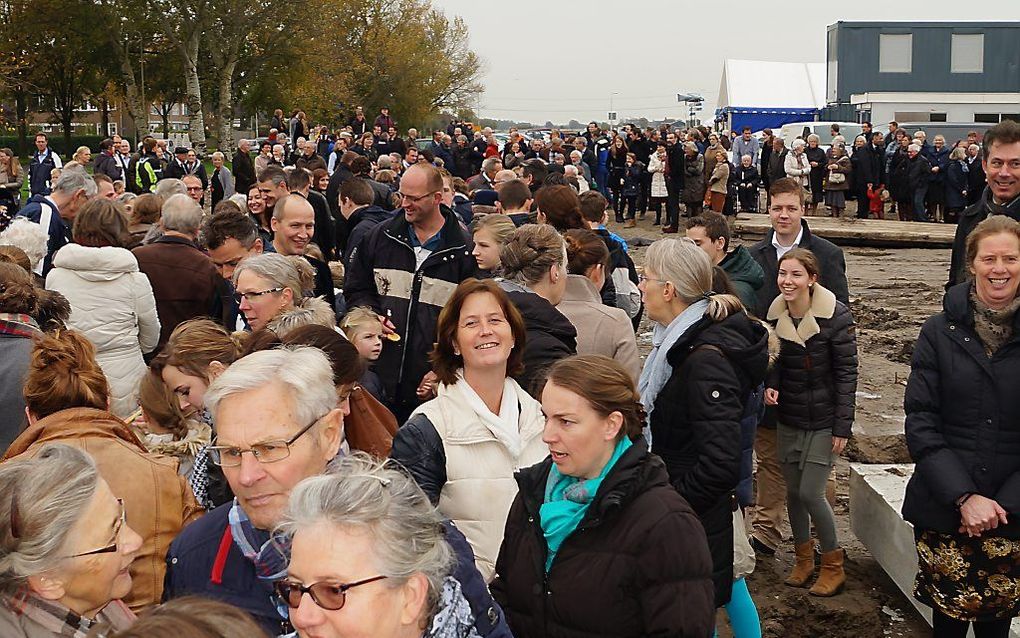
[491,355,715,638]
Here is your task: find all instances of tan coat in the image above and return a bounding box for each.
[2,408,203,611]
[557,275,640,380]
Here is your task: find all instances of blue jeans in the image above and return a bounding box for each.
[913,185,929,222]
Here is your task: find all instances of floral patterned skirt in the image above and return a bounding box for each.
[914,528,1020,622]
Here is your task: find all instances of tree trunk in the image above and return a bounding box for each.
[217,58,237,154]
[182,30,206,155]
[62,110,72,150]
[116,43,146,144]
[162,108,170,138]
[101,97,110,137]
[14,88,27,158]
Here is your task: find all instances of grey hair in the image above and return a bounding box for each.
[564,164,578,176]
[683,141,698,153]
[950,147,967,161]
[741,154,752,161]
[228,193,248,209]
[0,217,49,271]
[908,143,921,153]
[204,346,338,430]
[161,194,203,234]
[482,157,502,174]
[211,151,225,161]
[644,238,743,321]
[118,192,137,204]
[807,134,820,143]
[969,143,981,152]
[278,453,453,621]
[791,139,806,150]
[0,444,99,594]
[232,252,314,303]
[854,136,867,145]
[377,155,392,169]
[154,178,188,199]
[52,166,97,198]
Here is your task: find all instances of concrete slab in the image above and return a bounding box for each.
[850,463,1020,637]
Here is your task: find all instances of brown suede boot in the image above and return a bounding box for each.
[784,541,815,587]
[809,549,846,596]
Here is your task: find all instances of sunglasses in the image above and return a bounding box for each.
[274,575,387,611]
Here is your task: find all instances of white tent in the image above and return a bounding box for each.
[716,59,827,131]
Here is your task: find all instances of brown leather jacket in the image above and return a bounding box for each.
[2,407,203,611]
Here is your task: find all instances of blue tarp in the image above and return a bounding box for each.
[715,107,819,133]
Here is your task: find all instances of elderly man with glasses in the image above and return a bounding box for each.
[163,347,346,636]
[344,163,478,422]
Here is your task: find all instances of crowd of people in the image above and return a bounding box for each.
[0,108,1017,638]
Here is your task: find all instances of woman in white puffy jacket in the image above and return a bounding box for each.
[46,199,160,418]
[784,138,812,190]
[647,144,669,225]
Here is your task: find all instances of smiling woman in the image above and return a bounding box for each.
[905,215,1020,636]
[390,278,548,582]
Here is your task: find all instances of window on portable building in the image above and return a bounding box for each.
[951,34,984,73]
[879,34,912,73]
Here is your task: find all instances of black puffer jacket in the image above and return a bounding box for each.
[947,188,1020,289]
[344,206,478,419]
[498,281,577,397]
[491,441,715,638]
[766,285,858,438]
[649,310,769,607]
[903,282,1020,537]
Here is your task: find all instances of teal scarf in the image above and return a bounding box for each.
[540,437,633,572]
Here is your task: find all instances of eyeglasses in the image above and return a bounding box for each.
[397,190,437,204]
[274,575,388,611]
[233,287,285,304]
[208,416,322,467]
[65,499,126,558]
[638,274,669,285]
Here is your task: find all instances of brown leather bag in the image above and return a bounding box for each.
[345,386,398,458]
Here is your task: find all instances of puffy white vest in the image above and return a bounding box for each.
[413,379,548,582]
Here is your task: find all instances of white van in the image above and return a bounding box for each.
[779,121,863,150]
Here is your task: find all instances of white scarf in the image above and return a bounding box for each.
[637,298,710,443]
[444,373,523,458]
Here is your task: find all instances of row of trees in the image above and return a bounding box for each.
[0,0,483,155]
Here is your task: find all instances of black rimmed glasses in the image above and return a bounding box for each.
[274,575,388,611]
[208,416,323,467]
[233,287,285,304]
[65,499,126,558]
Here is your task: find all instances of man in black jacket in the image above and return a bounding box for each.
[232,139,256,196]
[287,167,335,262]
[947,120,1020,289]
[664,131,685,232]
[93,138,122,182]
[746,177,849,555]
[270,193,336,310]
[339,177,391,268]
[344,163,478,421]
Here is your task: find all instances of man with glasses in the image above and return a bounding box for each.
[163,347,345,635]
[345,163,478,422]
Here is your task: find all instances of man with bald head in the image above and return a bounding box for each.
[344,163,478,420]
[271,193,336,309]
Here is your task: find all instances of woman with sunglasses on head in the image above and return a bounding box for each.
[2,332,200,612]
[0,444,144,637]
[278,452,512,638]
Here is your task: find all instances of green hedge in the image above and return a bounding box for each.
[0,135,106,156]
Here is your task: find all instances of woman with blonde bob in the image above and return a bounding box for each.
[491,355,715,637]
[0,444,143,636]
[637,237,769,610]
[391,278,547,582]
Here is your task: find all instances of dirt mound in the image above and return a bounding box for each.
[846,434,912,464]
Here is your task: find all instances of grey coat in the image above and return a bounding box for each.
[682,154,705,204]
[0,334,32,455]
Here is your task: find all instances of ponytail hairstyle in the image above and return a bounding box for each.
[544,355,645,441]
[644,237,743,321]
[563,229,609,276]
[24,330,109,420]
[535,185,584,231]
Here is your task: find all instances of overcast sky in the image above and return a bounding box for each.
[432,1,1020,125]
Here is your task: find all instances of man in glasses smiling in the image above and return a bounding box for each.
[344,163,478,422]
[163,347,344,636]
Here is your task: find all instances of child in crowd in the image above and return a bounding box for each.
[340,306,387,403]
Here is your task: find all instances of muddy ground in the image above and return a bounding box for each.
[612,212,950,637]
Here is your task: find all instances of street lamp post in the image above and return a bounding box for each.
[609,92,618,130]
